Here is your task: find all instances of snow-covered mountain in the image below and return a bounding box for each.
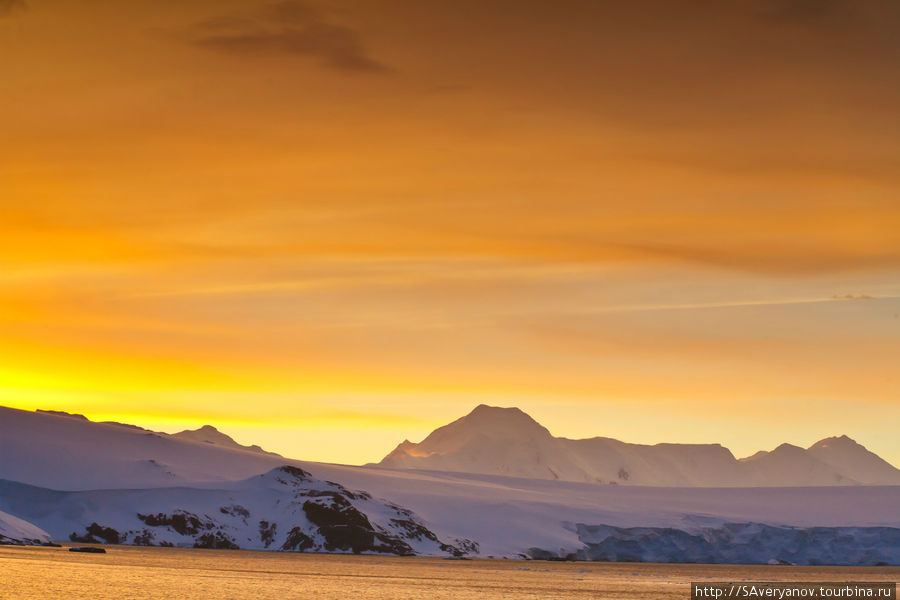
[377,405,900,486]
[1,461,899,563]
[0,466,475,556]
[738,443,857,486]
[0,406,291,490]
[807,435,900,485]
[1,404,898,564]
[0,509,51,546]
[170,425,280,457]
[35,409,280,456]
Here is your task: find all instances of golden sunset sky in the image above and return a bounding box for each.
[1,0,898,465]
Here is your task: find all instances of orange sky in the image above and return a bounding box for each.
[1,0,898,465]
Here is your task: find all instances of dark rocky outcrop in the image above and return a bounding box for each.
[302,495,414,555]
[193,532,239,549]
[137,511,212,536]
[69,522,121,544]
[281,527,314,551]
[220,505,250,520]
[258,520,276,547]
[273,466,312,484]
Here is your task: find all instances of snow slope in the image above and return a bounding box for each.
[1,464,898,563]
[0,509,51,545]
[1,405,899,564]
[285,463,900,556]
[739,443,858,486]
[0,466,475,556]
[377,405,900,486]
[0,406,291,489]
[808,435,900,485]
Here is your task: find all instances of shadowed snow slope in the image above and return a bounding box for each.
[0,509,51,545]
[1,465,898,562]
[807,435,900,485]
[377,405,900,486]
[739,443,859,486]
[0,406,292,490]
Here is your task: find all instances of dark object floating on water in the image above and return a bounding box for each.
[68,547,106,554]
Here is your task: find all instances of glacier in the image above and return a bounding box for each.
[559,522,900,565]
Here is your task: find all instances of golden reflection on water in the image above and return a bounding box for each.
[1,545,897,600]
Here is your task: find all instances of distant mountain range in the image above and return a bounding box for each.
[1,404,898,563]
[376,404,900,486]
[37,409,280,457]
[1,407,286,490]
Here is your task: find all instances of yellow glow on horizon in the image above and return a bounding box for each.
[1,0,899,466]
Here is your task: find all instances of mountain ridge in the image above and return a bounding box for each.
[1,404,899,563]
[32,408,280,457]
[0,406,291,490]
[170,424,280,457]
[5,404,899,488]
[376,405,900,486]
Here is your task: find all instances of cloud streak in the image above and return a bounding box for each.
[190,1,388,72]
[754,0,852,25]
[0,0,25,16]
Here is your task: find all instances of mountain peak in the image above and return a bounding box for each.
[376,405,554,471]
[807,435,900,485]
[376,406,900,486]
[467,404,532,420]
[449,405,551,439]
[773,443,804,453]
[809,435,859,451]
[170,425,280,457]
[471,403,514,412]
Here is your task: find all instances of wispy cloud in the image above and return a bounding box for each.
[579,295,898,314]
[0,0,26,17]
[190,0,388,73]
[754,0,852,25]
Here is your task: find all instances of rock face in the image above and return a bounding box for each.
[22,466,476,556]
[377,405,900,486]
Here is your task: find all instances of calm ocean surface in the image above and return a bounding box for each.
[1,545,897,600]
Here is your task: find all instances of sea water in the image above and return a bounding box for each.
[1,545,896,600]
